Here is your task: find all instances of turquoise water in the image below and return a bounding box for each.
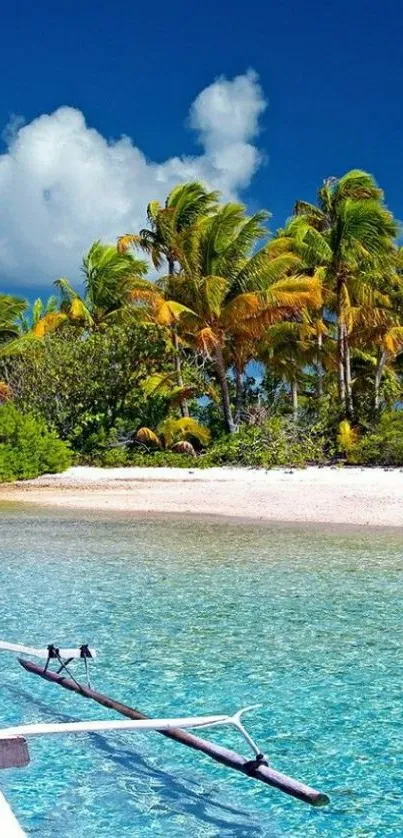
[0,506,402,836]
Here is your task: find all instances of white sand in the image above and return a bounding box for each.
[1,465,403,526]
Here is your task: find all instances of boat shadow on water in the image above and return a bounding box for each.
[3,683,275,837]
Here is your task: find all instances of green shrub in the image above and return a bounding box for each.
[87,449,197,468]
[77,418,332,469]
[1,324,172,452]
[337,420,358,456]
[0,404,71,481]
[203,418,330,468]
[352,412,403,465]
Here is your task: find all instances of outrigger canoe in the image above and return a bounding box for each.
[0,638,329,835]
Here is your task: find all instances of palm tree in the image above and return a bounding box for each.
[135,417,211,455]
[258,322,319,422]
[19,296,66,337]
[290,170,398,417]
[55,241,148,329]
[0,294,67,363]
[265,231,330,399]
[118,182,220,272]
[157,203,322,432]
[0,295,27,391]
[0,294,27,344]
[350,301,403,413]
[118,182,220,416]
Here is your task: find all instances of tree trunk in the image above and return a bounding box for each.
[337,277,347,415]
[291,378,298,423]
[344,331,353,419]
[374,349,387,414]
[168,257,189,418]
[172,327,189,418]
[316,327,323,398]
[214,345,236,433]
[234,367,243,426]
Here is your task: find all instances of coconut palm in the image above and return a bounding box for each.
[258,322,320,422]
[290,170,398,417]
[118,182,220,416]
[19,296,67,338]
[118,182,220,272]
[350,301,403,412]
[0,293,67,361]
[157,203,322,432]
[55,241,149,329]
[135,417,211,456]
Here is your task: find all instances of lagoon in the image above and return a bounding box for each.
[0,506,402,836]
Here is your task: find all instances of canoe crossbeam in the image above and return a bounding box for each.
[0,706,267,765]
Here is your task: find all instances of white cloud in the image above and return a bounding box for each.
[0,70,267,289]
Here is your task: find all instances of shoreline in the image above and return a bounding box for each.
[1,465,403,527]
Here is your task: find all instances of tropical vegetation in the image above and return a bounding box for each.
[1,171,403,478]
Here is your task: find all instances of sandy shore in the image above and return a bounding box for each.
[1,465,403,526]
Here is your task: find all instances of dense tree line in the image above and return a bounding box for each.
[2,171,403,471]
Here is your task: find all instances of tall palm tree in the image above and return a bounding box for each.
[118,182,220,416]
[290,170,398,417]
[156,203,322,432]
[350,302,403,413]
[265,231,330,399]
[55,241,148,329]
[258,321,320,422]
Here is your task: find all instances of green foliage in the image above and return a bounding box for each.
[352,412,403,465]
[158,417,211,447]
[1,175,403,468]
[55,241,149,328]
[337,420,358,455]
[0,294,27,344]
[1,323,170,452]
[0,404,71,481]
[203,418,330,468]
[85,447,197,469]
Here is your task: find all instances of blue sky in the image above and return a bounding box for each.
[1,0,402,296]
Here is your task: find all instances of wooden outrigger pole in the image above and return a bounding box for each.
[18,657,329,807]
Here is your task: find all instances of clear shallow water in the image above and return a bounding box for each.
[0,506,402,837]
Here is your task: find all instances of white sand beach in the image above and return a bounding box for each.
[1,465,403,526]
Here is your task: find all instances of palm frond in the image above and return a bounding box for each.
[159,417,211,447]
[384,326,403,355]
[0,294,27,342]
[117,234,142,254]
[336,170,383,202]
[31,312,67,338]
[294,201,327,230]
[339,199,398,257]
[147,200,162,223]
[234,248,290,294]
[195,326,220,356]
[204,276,229,317]
[135,427,162,448]
[216,210,270,278]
